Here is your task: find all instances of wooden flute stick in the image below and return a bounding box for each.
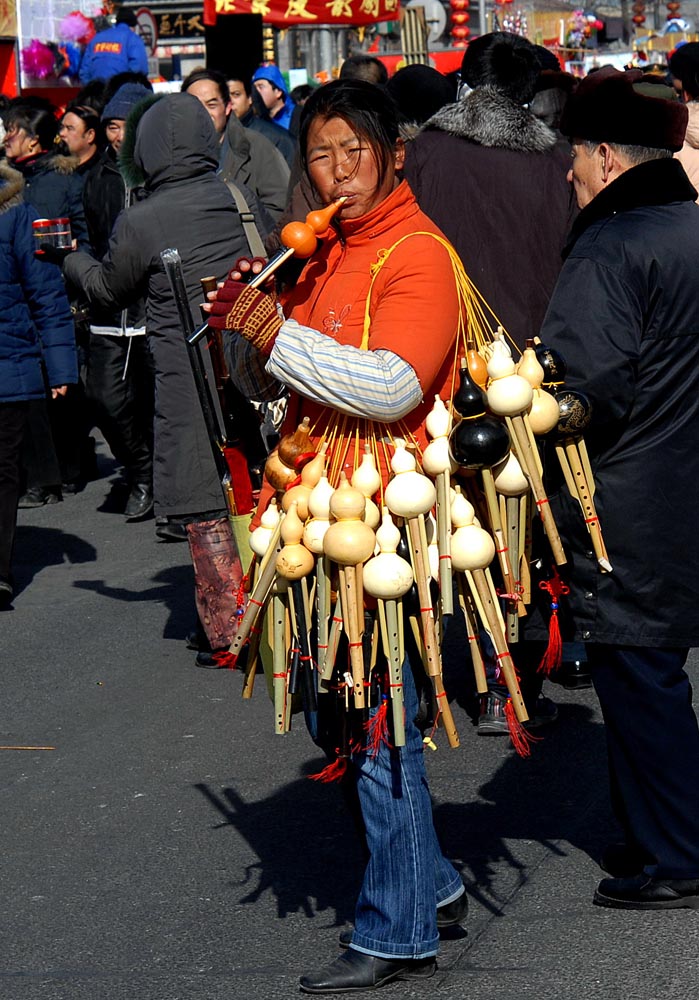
[456,575,488,694]
[378,599,406,747]
[272,590,288,734]
[435,470,454,617]
[505,495,520,644]
[466,568,528,723]
[407,516,460,748]
[519,493,532,605]
[564,439,612,572]
[506,414,567,566]
[228,518,283,659]
[315,556,330,678]
[482,468,518,601]
[320,595,343,685]
[338,565,365,709]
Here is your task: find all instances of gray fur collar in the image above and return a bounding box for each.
[421,87,558,153]
[0,161,24,213]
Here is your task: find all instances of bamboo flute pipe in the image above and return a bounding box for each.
[563,439,612,572]
[229,518,283,659]
[378,599,406,747]
[320,595,344,685]
[506,414,567,566]
[456,575,488,694]
[338,565,365,709]
[272,590,288,734]
[406,516,460,748]
[482,467,517,599]
[435,469,454,617]
[466,568,528,723]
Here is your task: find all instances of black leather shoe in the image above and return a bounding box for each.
[599,842,650,878]
[18,486,61,508]
[594,874,699,910]
[437,889,469,928]
[299,949,436,994]
[0,579,13,608]
[155,517,189,542]
[553,659,592,689]
[124,483,153,521]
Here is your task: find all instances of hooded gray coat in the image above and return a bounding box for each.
[403,87,576,348]
[64,94,250,517]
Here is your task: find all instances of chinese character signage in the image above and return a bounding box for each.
[209,0,398,26]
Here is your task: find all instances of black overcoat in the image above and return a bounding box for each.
[530,158,699,648]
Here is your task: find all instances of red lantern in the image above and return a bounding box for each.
[631,2,645,12]
[451,24,470,39]
[667,1,681,11]
[451,11,470,24]
[450,0,470,7]
[632,13,646,23]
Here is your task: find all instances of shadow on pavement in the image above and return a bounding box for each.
[13,525,98,596]
[195,761,365,927]
[73,564,195,639]
[433,700,614,914]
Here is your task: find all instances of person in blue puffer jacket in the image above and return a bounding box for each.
[0,160,77,606]
[78,8,149,85]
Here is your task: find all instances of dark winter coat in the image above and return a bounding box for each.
[240,107,297,168]
[403,87,576,348]
[64,93,250,517]
[219,112,290,229]
[12,150,89,248]
[81,147,145,332]
[529,157,699,648]
[0,164,77,402]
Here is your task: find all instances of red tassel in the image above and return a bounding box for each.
[212,650,239,670]
[309,757,348,783]
[364,699,391,758]
[538,571,570,675]
[504,699,536,758]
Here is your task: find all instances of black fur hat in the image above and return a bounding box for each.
[561,66,688,152]
[460,32,542,105]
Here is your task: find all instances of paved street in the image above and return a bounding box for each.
[3,445,699,1000]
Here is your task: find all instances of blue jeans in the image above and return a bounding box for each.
[349,661,463,960]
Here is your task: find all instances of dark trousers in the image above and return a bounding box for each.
[85,334,153,484]
[0,402,29,582]
[21,397,61,490]
[588,643,699,879]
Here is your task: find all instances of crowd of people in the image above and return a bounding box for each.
[3,27,699,993]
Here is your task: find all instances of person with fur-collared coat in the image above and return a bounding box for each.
[403,32,576,349]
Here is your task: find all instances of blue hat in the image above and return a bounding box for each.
[102,83,151,122]
[252,64,287,97]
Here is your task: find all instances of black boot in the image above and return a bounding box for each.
[300,948,436,994]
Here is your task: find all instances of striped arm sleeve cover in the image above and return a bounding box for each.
[266,318,423,421]
[225,332,286,402]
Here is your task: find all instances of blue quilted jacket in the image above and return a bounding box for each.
[0,163,77,401]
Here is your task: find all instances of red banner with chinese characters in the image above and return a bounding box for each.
[204,0,399,27]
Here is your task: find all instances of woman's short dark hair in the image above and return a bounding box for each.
[460,31,542,105]
[5,100,59,151]
[299,79,400,183]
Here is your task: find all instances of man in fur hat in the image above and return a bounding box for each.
[529,67,699,910]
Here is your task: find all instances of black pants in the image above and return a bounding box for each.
[85,334,154,484]
[588,643,699,879]
[0,402,29,583]
[20,397,61,491]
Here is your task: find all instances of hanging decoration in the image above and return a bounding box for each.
[449,0,470,47]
